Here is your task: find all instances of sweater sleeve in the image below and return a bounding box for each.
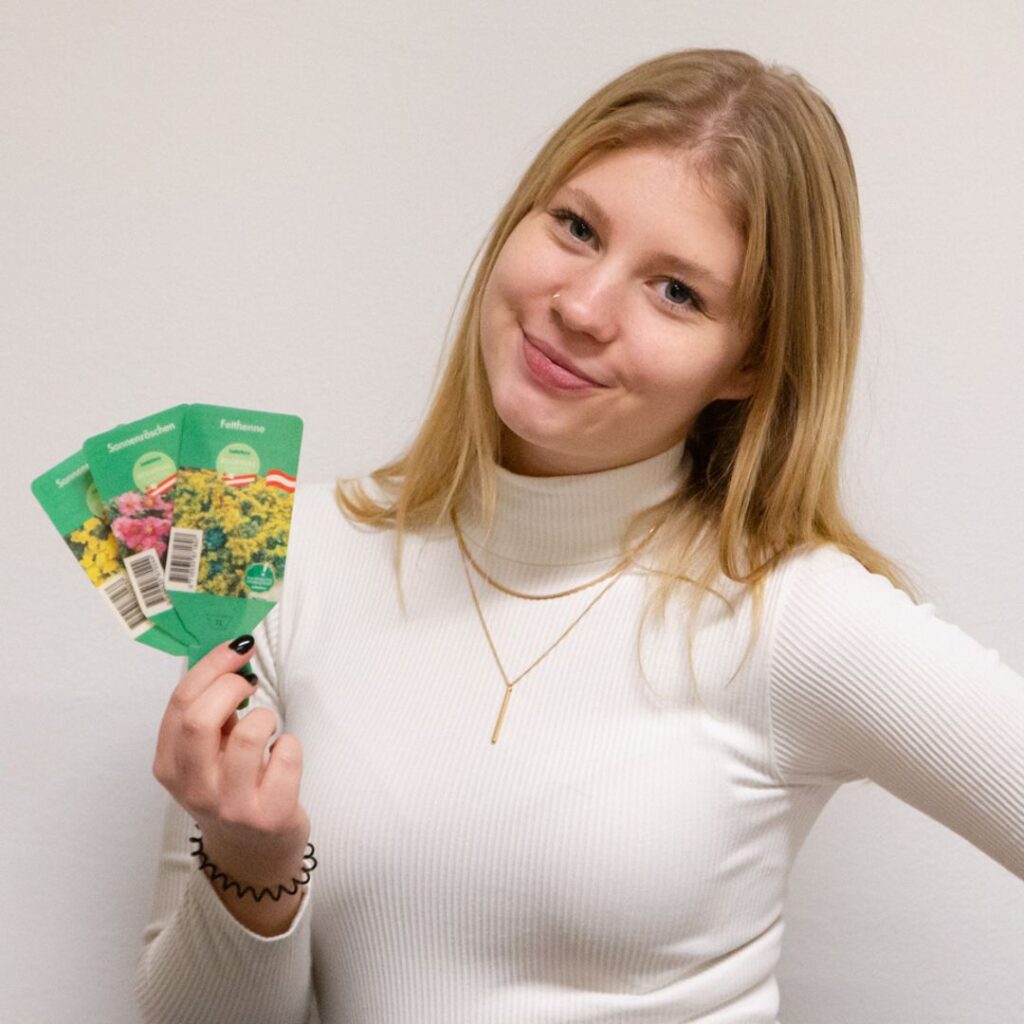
[134,602,316,1024]
[768,545,1024,880]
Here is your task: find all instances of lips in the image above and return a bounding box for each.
[522,330,608,387]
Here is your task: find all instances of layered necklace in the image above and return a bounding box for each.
[450,505,668,744]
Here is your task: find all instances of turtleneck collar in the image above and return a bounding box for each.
[455,439,692,567]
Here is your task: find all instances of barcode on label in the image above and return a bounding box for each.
[98,571,150,638]
[124,548,175,616]
[164,527,203,592]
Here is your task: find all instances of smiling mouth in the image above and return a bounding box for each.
[522,330,608,388]
[522,332,607,391]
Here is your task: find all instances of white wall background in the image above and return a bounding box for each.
[3,2,1022,1021]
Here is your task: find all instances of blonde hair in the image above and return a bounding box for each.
[335,47,922,707]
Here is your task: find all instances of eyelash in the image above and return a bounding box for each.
[547,206,705,316]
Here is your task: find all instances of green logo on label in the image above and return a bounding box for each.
[132,451,177,493]
[85,481,104,518]
[244,563,275,593]
[216,443,260,478]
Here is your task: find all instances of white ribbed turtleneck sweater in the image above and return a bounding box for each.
[136,440,1024,1024]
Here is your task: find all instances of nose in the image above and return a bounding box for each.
[551,273,619,345]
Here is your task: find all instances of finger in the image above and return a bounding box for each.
[258,734,304,823]
[169,635,259,711]
[219,670,259,745]
[219,708,280,817]
[169,671,259,791]
[219,708,240,748]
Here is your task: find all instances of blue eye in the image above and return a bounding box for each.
[658,277,702,313]
[550,206,595,243]
[548,206,704,316]
[556,208,594,243]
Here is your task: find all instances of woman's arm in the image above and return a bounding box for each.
[768,545,1024,879]
[135,607,316,1024]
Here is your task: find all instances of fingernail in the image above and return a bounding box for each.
[241,672,258,686]
[229,634,255,654]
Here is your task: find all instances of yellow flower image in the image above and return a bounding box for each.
[174,468,293,598]
[65,516,122,588]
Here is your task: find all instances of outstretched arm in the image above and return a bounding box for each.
[768,545,1024,879]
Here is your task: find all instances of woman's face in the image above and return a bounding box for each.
[479,144,754,476]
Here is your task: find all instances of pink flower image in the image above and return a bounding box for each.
[111,515,138,547]
[140,516,171,539]
[114,517,144,550]
[110,497,174,558]
[141,492,174,515]
[115,491,145,515]
[135,527,169,557]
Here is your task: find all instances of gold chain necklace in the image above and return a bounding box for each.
[450,506,667,744]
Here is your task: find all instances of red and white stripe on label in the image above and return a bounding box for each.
[220,469,297,493]
[147,473,177,497]
[222,473,258,488]
[143,469,297,494]
[265,469,296,493]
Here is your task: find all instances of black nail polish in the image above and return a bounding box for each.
[229,634,255,654]
[241,672,258,686]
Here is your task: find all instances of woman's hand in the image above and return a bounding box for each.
[152,634,310,933]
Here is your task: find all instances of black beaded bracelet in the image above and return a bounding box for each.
[189,825,318,902]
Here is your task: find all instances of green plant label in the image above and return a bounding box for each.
[29,450,189,656]
[82,406,197,648]
[166,403,303,660]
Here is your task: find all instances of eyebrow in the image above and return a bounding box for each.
[557,185,735,300]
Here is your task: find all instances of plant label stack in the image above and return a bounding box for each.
[31,403,304,703]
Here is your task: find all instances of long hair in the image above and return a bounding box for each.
[334,47,921,707]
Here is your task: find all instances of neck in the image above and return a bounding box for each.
[455,437,692,567]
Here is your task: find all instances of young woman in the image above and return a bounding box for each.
[136,48,1024,1024]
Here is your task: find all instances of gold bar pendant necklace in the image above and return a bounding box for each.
[451,508,664,744]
